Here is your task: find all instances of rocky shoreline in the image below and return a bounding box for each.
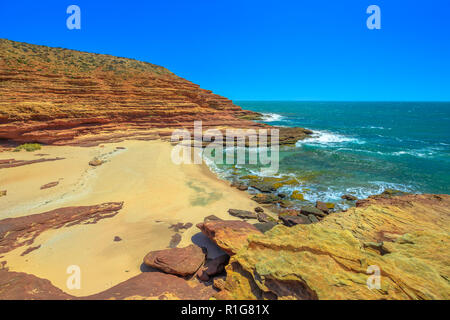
[0,192,448,300]
[0,39,448,300]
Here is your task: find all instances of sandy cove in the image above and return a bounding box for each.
[0,140,269,296]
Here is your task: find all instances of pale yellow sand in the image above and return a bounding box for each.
[0,140,269,296]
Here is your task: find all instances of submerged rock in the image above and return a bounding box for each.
[143,244,205,277]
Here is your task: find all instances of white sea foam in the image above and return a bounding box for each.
[261,113,284,122]
[360,126,391,130]
[296,130,363,147]
[391,147,439,158]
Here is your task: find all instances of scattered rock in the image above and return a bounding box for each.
[280,214,311,227]
[254,207,264,213]
[228,209,257,219]
[279,200,294,208]
[308,214,319,223]
[341,194,358,201]
[278,193,286,199]
[256,212,272,223]
[301,206,327,217]
[254,222,278,233]
[113,236,122,242]
[89,158,104,166]
[0,190,6,197]
[249,182,276,193]
[230,181,248,191]
[196,220,262,255]
[40,181,59,190]
[251,193,280,204]
[143,244,205,277]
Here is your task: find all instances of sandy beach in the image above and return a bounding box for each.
[0,140,268,296]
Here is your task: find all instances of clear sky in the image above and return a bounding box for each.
[1,0,449,101]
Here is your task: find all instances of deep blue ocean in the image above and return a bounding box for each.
[211,101,450,205]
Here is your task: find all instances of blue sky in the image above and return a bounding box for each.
[1,0,449,101]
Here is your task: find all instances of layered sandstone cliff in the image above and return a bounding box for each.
[1,39,309,146]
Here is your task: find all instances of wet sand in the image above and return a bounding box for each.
[0,140,267,296]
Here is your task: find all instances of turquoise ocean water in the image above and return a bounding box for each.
[208,101,450,206]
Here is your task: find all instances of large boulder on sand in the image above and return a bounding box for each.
[196,220,262,255]
[143,244,205,277]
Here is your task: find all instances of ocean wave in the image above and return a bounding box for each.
[360,126,391,130]
[261,113,284,122]
[296,130,364,147]
[390,147,441,158]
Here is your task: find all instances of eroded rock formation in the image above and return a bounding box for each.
[0,39,311,147]
[0,202,124,256]
[212,194,450,300]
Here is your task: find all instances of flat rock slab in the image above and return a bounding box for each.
[228,209,257,219]
[196,220,262,255]
[301,206,327,217]
[0,202,124,256]
[280,214,311,226]
[143,244,205,277]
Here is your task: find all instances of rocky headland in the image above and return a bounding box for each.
[0,39,311,147]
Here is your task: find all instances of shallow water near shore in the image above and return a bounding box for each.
[208,101,450,205]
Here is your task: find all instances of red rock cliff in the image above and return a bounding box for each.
[0,39,270,146]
